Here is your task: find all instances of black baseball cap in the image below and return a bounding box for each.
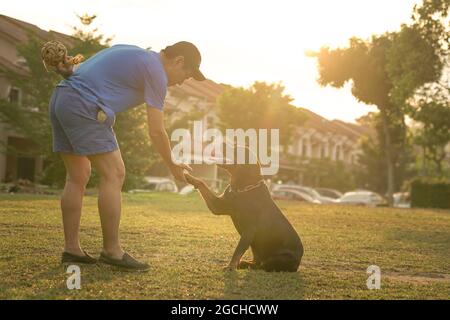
[162,41,206,81]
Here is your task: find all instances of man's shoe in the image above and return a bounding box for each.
[99,252,150,272]
[61,250,97,264]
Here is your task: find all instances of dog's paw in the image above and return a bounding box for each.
[223,264,238,272]
[184,173,203,187]
[238,260,256,269]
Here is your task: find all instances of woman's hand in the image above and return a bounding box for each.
[56,60,74,79]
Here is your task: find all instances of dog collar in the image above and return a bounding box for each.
[233,180,266,193]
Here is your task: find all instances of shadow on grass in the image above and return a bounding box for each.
[385,229,450,246]
[17,263,138,299]
[221,269,306,300]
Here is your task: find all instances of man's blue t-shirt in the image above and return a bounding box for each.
[59,44,168,113]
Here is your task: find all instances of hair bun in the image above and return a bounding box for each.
[41,40,84,71]
[41,41,68,67]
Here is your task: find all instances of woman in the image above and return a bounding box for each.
[48,41,204,271]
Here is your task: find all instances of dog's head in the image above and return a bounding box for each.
[213,144,262,190]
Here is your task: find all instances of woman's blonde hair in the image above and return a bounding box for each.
[41,40,84,72]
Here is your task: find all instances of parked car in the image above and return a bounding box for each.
[272,189,321,204]
[315,188,343,200]
[272,184,336,204]
[393,192,411,208]
[128,177,178,194]
[337,191,386,207]
[179,185,195,195]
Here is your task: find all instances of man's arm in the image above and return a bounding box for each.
[147,107,191,182]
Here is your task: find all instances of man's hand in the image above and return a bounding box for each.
[169,163,192,183]
[147,108,193,183]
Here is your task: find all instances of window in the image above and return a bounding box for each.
[15,57,27,67]
[302,142,308,157]
[8,87,21,104]
[342,194,364,201]
[294,193,307,202]
[206,116,214,127]
[317,189,334,198]
[143,183,157,191]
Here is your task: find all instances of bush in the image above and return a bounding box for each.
[410,178,450,209]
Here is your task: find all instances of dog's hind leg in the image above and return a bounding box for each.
[261,254,300,272]
[238,260,261,270]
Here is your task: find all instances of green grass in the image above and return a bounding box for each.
[0,192,449,299]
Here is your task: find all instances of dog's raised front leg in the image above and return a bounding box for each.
[197,184,232,215]
[185,173,232,215]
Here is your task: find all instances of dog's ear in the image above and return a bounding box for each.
[221,141,232,156]
[235,162,262,183]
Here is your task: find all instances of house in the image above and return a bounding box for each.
[281,109,373,185]
[0,14,75,183]
[0,14,372,189]
[163,80,372,187]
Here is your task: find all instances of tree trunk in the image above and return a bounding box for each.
[379,107,395,206]
[432,151,444,176]
[422,147,427,176]
[436,160,442,176]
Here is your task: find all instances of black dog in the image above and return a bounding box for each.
[184,147,303,272]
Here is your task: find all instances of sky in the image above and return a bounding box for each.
[0,0,422,123]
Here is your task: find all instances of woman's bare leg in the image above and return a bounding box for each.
[60,153,91,256]
[88,150,125,259]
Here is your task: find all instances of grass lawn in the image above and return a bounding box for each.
[0,192,449,300]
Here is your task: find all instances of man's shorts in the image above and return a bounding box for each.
[49,85,119,155]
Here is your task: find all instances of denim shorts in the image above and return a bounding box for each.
[48,85,119,155]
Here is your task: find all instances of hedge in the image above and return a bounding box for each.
[410,179,450,209]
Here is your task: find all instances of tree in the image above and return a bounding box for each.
[355,113,415,194]
[217,82,306,148]
[307,158,357,192]
[412,0,449,58]
[311,0,447,204]
[0,14,154,189]
[386,0,448,110]
[403,0,450,177]
[312,35,401,204]
[386,24,443,109]
[0,34,64,184]
[411,86,450,175]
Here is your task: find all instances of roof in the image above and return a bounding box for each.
[331,120,376,140]
[299,108,372,139]
[0,14,373,142]
[0,14,74,46]
[0,14,77,76]
[169,79,227,103]
[0,55,27,76]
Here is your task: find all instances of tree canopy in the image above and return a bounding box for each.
[217,82,307,147]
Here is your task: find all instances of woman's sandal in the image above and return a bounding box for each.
[61,250,97,264]
[99,252,150,272]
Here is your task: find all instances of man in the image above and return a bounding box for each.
[49,41,204,271]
